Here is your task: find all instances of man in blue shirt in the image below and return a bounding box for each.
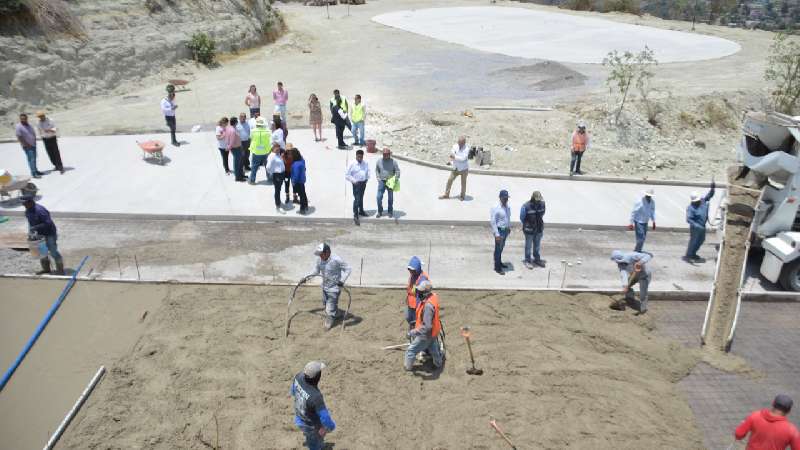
[291,361,336,450]
[491,189,511,275]
[22,195,64,275]
[610,250,653,315]
[684,181,716,263]
[629,190,656,252]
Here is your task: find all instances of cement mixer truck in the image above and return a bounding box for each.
[736,111,800,291]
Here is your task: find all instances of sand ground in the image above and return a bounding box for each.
[0,280,706,449]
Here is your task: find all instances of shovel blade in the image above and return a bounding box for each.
[466,367,484,375]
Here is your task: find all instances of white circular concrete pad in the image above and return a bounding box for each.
[373,7,740,64]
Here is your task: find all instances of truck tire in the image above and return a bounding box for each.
[778,260,800,292]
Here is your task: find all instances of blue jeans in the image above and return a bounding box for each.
[249,107,260,118]
[322,289,340,317]
[45,234,62,263]
[23,146,38,176]
[352,181,366,215]
[524,231,543,263]
[405,335,443,369]
[376,180,393,214]
[687,226,706,258]
[275,104,287,123]
[231,147,244,180]
[405,306,416,326]
[634,221,647,252]
[352,121,365,144]
[298,424,324,450]
[249,154,268,182]
[493,228,509,271]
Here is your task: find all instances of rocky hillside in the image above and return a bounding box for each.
[0,0,283,117]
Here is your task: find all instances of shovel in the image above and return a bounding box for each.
[460,326,483,376]
[489,419,517,450]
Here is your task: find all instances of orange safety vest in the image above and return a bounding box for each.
[572,132,588,153]
[406,271,430,308]
[414,293,441,338]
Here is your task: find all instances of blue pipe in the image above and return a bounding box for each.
[0,256,88,392]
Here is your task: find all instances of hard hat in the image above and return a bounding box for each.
[690,191,701,202]
[417,279,433,292]
[644,189,655,197]
[314,243,331,256]
[303,361,326,378]
[499,189,509,198]
[577,120,587,129]
[255,117,267,128]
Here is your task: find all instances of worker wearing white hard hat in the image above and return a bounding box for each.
[404,279,444,371]
[684,180,716,263]
[307,243,352,330]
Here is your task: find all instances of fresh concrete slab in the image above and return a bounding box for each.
[373,6,741,64]
[0,129,721,228]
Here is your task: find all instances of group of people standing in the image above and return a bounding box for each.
[13,111,66,178]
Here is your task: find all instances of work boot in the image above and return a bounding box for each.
[323,316,334,330]
[54,260,65,276]
[37,258,51,275]
[353,214,360,226]
[534,259,546,268]
[404,360,413,371]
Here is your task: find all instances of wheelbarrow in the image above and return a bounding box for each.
[0,172,37,201]
[137,140,166,164]
[285,274,353,337]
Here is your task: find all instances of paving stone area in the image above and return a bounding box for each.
[652,301,800,450]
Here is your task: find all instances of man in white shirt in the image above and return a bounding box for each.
[439,136,469,201]
[35,111,64,173]
[490,190,512,275]
[160,91,179,147]
[345,149,370,226]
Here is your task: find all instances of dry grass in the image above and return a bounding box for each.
[702,99,737,129]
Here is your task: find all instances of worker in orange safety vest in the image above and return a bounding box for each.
[569,120,591,176]
[405,256,430,330]
[404,280,443,371]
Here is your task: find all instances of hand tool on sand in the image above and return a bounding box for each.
[382,343,410,350]
[460,326,483,375]
[489,419,517,449]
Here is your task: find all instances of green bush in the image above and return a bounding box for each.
[187,32,216,66]
[0,0,25,14]
[604,0,640,15]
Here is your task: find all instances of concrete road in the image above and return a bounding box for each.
[0,217,718,291]
[0,129,722,229]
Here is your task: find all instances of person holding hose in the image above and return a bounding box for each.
[404,280,443,371]
[609,250,652,315]
[291,361,336,450]
[684,180,716,263]
[308,243,352,330]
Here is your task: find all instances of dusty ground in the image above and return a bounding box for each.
[1,0,782,181]
[46,282,708,449]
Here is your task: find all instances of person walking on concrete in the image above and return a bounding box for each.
[439,136,469,201]
[248,117,272,185]
[237,112,251,171]
[272,115,286,151]
[404,280,444,371]
[161,91,179,147]
[346,149,370,226]
[35,111,64,174]
[308,243,352,330]
[15,113,42,178]
[22,196,64,275]
[351,94,366,146]
[226,116,245,182]
[375,148,399,218]
[215,117,231,175]
[330,89,351,149]
[273,81,288,123]
[405,256,430,330]
[629,190,656,252]
[291,148,308,214]
[291,361,336,450]
[520,191,546,269]
[735,394,800,450]
[491,190,512,275]
[308,93,323,142]
[282,143,295,204]
[245,84,261,118]
[569,120,590,175]
[267,143,286,214]
[609,250,652,315]
[684,180,716,263]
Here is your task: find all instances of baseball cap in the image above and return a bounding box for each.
[774,394,793,412]
[304,361,326,378]
[314,243,331,255]
[499,189,509,198]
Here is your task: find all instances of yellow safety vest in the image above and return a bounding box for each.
[249,128,271,155]
[351,103,365,123]
[330,97,348,113]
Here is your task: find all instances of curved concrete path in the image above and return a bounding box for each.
[0,128,722,229]
[373,6,740,64]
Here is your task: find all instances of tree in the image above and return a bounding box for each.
[602,46,658,123]
[765,33,800,114]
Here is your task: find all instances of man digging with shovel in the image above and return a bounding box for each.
[609,250,652,315]
[404,280,443,372]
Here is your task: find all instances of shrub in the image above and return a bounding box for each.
[765,33,800,114]
[0,0,25,14]
[604,0,640,15]
[603,45,658,123]
[188,32,216,66]
[561,0,594,11]
[702,100,737,129]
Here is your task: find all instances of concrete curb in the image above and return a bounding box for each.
[0,210,696,232]
[391,153,725,188]
[3,273,798,302]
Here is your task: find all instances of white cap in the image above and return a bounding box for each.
[577,120,587,128]
[690,191,701,202]
[303,361,326,378]
[314,243,330,255]
[644,189,655,197]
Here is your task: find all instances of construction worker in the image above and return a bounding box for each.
[628,189,656,252]
[22,195,64,275]
[404,280,444,371]
[291,361,336,450]
[491,189,511,275]
[248,117,272,185]
[684,180,716,263]
[609,250,652,315]
[735,394,800,449]
[520,190,546,269]
[329,89,351,149]
[569,120,590,175]
[405,256,430,330]
[351,94,366,146]
[308,243,352,330]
